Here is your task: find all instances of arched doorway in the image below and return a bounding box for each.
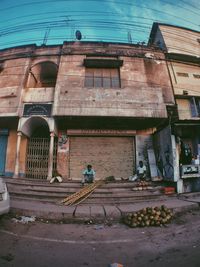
[21,117,57,179]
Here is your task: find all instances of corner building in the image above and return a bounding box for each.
[149,23,200,193]
[0,41,174,181]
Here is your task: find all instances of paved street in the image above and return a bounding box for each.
[0,209,200,267]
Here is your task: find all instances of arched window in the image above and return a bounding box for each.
[26,61,58,88]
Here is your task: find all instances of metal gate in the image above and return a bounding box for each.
[25,137,57,179]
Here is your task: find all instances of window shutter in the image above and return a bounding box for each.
[84,67,120,88]
[85,69,94,87]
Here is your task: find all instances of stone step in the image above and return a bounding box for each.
[11,192,168,205]
[8,187,161,199]
[7,183,152,194]
[7,183,161,195]
[5,177,168,205]
[5,177,147,189]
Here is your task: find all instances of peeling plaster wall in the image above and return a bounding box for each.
[0,43,174,119]
[168,62,200,96]
[0,58,29,115]
[5,129,17,176]
[54,45,172,118]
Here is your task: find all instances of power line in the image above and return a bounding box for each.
[0,0,199,50]
[0,23,199,54]
[0,0,199,28]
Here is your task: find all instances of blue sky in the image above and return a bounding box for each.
[0,0,199,49]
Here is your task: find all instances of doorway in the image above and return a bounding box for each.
[25,125,57,179]
[0,133,8,176]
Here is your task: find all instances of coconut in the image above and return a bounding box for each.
[123,205,173,228]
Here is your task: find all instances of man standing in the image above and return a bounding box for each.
[82,164,95,185]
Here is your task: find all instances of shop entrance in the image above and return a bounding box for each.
[69,136,135,179]
[25,125,57,179]
[0,131,8,176]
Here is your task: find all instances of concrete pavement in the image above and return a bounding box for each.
[9,193,200,223]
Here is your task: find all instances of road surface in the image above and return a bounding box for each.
[0,209,200,267]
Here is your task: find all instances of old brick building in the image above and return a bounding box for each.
[0,41,174,181]
[149,22,200,193]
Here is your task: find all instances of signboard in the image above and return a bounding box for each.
[67,129,136,136]
[23,104,52,117]
[181,165,200,179]
[58,131,68,152]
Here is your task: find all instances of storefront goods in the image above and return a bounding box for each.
[132,181,153,191]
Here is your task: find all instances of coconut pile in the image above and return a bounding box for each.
[122,205,173,227]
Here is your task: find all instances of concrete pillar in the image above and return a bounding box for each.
[47,131,55,180]
[173,135,184,193]
[13,131,22,178]
[177,178,184,194]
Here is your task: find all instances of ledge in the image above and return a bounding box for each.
[83,58,123,68]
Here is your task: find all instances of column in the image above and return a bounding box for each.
[47,131,55,180]
[13,131,22,178]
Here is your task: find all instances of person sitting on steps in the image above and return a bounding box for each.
[136,160,147,181]
[121,161,147,182]
[82,164,95,186]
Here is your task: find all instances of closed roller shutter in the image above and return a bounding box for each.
[70,136,135,179]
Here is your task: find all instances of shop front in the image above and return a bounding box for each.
[174,123,200,193]
[57,129,136,180]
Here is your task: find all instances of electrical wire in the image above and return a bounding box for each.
[0,27,199,55]
[0,0,199,50]
[0,0,199,29]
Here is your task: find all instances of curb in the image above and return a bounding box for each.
[9,196,200,224]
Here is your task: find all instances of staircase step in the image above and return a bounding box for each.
[5,177,168,205]
[8,187,161,198]
[11,193,168,205]
[7,183,139,192]
[5,177,142,188]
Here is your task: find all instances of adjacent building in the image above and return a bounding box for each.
[149,22,200,192]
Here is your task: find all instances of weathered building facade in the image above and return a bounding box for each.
[149,23,200,193]
[0,41,174,182]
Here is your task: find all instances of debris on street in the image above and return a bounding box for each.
[12,215,36,224]
[122,205,173,227]
[109,263,124,267]
[94,224,104,230]
[84,219,94,225]
[105,176,115,182]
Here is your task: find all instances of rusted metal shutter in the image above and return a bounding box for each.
[69,136,135,180]
[26,137,57,179]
